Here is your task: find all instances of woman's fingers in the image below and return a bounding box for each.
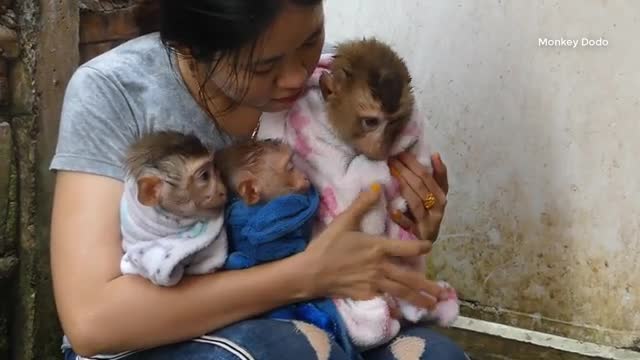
[431,153,449,195]
[382,262,445,300]
[390,158,429,201]
[381,238,431,257]
[389,209,417,235]
[392,168,427,219]
[394,153,447,205]
[378,278,437,310]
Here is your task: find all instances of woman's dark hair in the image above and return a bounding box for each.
[158,0,323,115]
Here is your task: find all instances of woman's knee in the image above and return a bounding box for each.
[210,319,347,360]
[290,320,333,360]
[392,326,468,360]
[364,326,468,360]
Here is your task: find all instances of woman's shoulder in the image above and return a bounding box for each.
[69,33,178,103]
[80,32,168,79]
[52,32,225,181]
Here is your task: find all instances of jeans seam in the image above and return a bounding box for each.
[195,336,256,360]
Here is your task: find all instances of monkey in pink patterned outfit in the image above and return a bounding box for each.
[259,38,459,350]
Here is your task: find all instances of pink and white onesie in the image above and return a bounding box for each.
[258,54,459,350]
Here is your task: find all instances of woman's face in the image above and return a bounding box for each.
[210,3,325,112]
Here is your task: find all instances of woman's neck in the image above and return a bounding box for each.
[177,56,261,138]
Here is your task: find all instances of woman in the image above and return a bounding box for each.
[50,1,466,359]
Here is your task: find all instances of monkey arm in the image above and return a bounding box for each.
[343,155,392,235]
[184,230,229,275]
[344,154,393,189]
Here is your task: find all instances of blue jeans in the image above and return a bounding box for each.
[64,319,468,360]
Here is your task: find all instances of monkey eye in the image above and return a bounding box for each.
[361,117,381,131]
[198,169,210,182]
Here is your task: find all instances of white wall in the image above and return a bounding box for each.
[324,0,640,347]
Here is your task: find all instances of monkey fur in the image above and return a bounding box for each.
[119,130,228,287]
[259,38,459,349]
[215,140,359,359]
[214,139,317,270]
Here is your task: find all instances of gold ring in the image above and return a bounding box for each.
[423,192,437,210]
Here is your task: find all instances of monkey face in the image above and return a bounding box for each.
[216,140,310,206]
[131,131,227,219]
[323,75,413,161]
[154,155,227,218]
[350,114,410,161]
[187,156,227,214]
[259,148,310,201]
[319,38,416,161]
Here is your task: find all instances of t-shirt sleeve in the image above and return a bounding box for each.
[50,65,138,181]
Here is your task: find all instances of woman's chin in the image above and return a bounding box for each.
[262,100,296,113]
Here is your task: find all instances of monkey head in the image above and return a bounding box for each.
[319,38,415,161]
[125,131,227,218]
[216,139,311,206]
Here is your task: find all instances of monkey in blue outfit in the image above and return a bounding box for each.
[215,139,357,359]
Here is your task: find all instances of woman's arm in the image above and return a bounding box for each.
[51,171,318,356]
[52,171,439,357]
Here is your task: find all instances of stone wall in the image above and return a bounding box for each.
[1,1,25,357]
[0,1,155,358]
[0,1,79,359]
[79,0,159,63]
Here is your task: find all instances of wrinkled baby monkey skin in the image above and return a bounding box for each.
[215,139,311,206]
[320,38,415,161]
[125,130,227,218]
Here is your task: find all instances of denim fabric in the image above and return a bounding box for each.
[63,319,467,360]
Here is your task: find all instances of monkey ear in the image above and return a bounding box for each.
[137,176,163,207]
[238,178,261,206]
[319,72,337,100]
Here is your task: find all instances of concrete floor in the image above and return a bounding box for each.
[440,317,640,360]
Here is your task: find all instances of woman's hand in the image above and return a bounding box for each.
[302,185,445,310]
[388,152,449,242]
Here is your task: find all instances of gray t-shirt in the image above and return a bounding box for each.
[52,33,240,353]
[50,31,334,354]
[50,32,236,179]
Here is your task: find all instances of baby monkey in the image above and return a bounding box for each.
[215,139,310,207]
[260,38,459,349]
[320,38,416,162]
[120,130,228,287]
[214,139,316,270]
[214,140,350,351]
